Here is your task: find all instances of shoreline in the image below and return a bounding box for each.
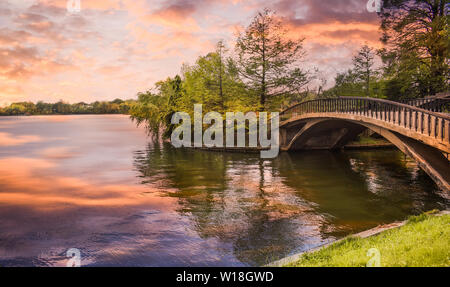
[265,210,450,267]
[188,142,397,154]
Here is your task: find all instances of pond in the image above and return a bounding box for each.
[0,115,447,266]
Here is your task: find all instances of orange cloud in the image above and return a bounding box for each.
[0,0,385,103]
[285,21,381,46]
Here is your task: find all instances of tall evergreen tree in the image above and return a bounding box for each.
[235,8,310,110]
[328,45,381,98]
[353,45,378,97]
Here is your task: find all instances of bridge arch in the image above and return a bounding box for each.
[279,97,450,194]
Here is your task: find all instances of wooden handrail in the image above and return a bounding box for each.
[280,97,450,121]
[399,94,449,112]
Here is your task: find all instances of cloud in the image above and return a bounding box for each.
[0,44,71,80]
[0,0,383,103]
[275,0,379,25]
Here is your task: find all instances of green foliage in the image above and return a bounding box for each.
[326,1,449,100]
[182,42,251,113]
[379,0,449,99]
[130,4,449,137]
[130,40,262,138]
[130,91,167,137]
[0,99,135,116]
[130,9,315,137]
[130,75,186,138]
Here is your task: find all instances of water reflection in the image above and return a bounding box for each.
[133,142,448,265]
[0,115,447,266]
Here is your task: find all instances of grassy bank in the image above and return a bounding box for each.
[286,212,450,267]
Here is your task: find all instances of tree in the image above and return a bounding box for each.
[379,0,449,99]
[353,45,378,97]
[327,45,382,98]
[119,101,133,114]
[216,41,226,111]
[36,101,53,114]
[332,69,365,97]
[112,98,124,105]
[4,103,26,115]
[130,91,166,137]
[160,75,184,138]
[235,8,310,110]
[130,76,185,138]
[182,41,249,113]
[72,102,89,114]
[52,101,71,114]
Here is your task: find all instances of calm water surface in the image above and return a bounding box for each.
[0,115,448,266]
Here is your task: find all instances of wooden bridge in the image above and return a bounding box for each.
[279,95,450,192]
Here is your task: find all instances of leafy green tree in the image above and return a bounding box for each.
[72,102,89,114]
[331,69,365,97]
[379,0,449,99]
[235,8,310,110]
[112,98,124,105]
[36,101,53,114]
[52,101,71,114]
[182,41,250,113]
[158,75,185,138]
[119,101,133,114]
[130,76,184,138]
[4,103,27,115]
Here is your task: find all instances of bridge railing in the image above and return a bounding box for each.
[280,97,450,145]
[398,94,450,113]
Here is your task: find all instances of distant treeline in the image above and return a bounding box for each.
[0,99,136,116]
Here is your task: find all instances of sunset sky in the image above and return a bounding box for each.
[0,0,382,106]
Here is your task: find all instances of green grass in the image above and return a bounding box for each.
[286,213,450,267]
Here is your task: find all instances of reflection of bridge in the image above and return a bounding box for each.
[279,95,450,192]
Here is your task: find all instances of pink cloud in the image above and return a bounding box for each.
[0,0,383,103]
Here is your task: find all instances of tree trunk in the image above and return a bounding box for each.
[261,28,266,111]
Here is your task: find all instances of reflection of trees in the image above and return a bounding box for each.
[133,143,312,266]
[133,144,447,265]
